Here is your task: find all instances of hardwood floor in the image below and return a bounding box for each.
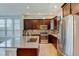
[39,44,57,56]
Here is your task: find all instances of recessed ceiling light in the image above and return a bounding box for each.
[49,13,53,15]
[45,16,51,19]
[43,17,45,19]
[26,6,30,9]
[38,12,41,15]
[26,12,31,15]
[54,5,57,9]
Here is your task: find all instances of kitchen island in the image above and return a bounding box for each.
[20,36,39,48]
[17,36,39,56]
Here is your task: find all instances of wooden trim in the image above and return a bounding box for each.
[62,7,64,17]
[24,19,51,20]
[70,3,72,14]
[62,3,71,17]
[61,3,67,17]
[61,3,67,8]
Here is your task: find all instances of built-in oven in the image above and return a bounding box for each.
[40,25,48,43]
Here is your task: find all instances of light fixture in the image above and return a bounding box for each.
[54,5,57,9]
[43,17,45,19]
[38,12,41,15]
[26,6,30,9]
[49,13,53,15]
[26,12,31,15]
[45,16,51,19]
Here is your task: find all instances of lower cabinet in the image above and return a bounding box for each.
[48,35,57,49]
[17,48,38,56]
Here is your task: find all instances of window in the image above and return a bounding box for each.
[0,19,5,30]
[14,30,20,37]
[0,48,5,56]
[7,31,13,37]
[14,19,20,30]
[6,38,14,47]
[0,17,21,47]
[0,37,6,47]
[7,19,13,30]
[0,31,5,37]
[0,19,5,37]
[14,37,20,47]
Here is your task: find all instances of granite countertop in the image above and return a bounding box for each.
[26,30,58,37]
[21,30,58,48]
[49,33,58,38]
[20,36,39,48]
[48,31,58,38]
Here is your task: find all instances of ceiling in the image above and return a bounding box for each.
[0,3,62,19]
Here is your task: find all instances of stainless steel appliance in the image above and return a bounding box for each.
[40,25,48,43]
[58,15,79,56]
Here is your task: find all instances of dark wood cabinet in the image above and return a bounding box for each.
[53,16,58,30]
[17,48,38,56]
[24,19,33,30]
[48,35,57,49]
[32,20,41,29]
[24,19,51,30]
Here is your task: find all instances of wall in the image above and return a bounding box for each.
[74,15,79,56]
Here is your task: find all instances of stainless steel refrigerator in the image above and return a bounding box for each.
[58,15,79,56]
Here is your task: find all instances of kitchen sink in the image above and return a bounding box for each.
[27,38,37,42]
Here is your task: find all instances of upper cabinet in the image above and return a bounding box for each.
[71,3,79,14]
[62,3,71,17]
[62,3,79,17]
[24,19,51,30]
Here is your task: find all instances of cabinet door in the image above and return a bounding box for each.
[32,20,40,29]
[17,48,38,56]
[24,19,33,30]
[71,3,79,14]
[62,4,71,17]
